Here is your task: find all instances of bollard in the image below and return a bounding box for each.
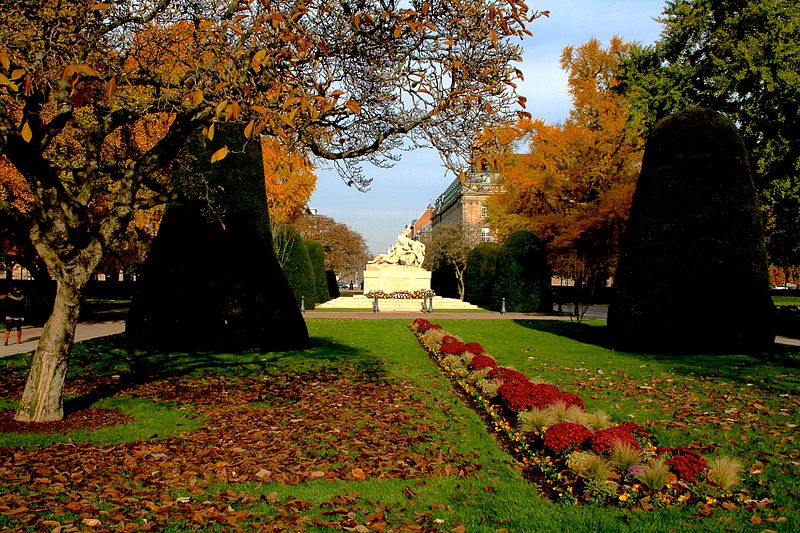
[300,296,305,315]
[501,297,506,315]
[373,296,379,314]
[428,294,433,313]
[421,297,428,313]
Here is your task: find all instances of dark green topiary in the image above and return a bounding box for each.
[431,262,459,299]
[492,231,552,312]
[464,242,500,307]
[608,108,774,353]
[280,225,316,310]
[305,240,330,305]
[126,126,308,352]
[325,270,340,299]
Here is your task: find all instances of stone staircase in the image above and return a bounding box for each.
[314,295,481,311]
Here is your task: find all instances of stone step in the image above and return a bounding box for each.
[315,295,481,311]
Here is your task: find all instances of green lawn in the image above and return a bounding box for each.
[773,295,800,307]
[0,319,796,531]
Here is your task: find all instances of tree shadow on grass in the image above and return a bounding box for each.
[512,319,800,395]
[61,334,381,414]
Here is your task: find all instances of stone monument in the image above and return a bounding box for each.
[364,226,431,293]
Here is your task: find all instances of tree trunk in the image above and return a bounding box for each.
[14,278,85,422]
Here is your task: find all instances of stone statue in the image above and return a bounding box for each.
[369,226,426,268]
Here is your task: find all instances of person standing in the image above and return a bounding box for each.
[1,286,26,345]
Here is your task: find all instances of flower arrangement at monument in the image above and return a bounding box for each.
[366,289,434,299]
[409,318,747,510]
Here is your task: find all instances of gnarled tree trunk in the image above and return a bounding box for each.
[14,279,85,422]
[14,233,101,422]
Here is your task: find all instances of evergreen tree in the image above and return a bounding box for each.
[464,242,501,307]
[305,240,330,305]
[492,230,552,313]
[127,127,308,352]
[279,225,316,310]
[608,109,774,353]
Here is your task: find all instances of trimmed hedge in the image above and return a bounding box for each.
[492,230,552,313]
[431,262,459,299]
[280,225,316,310]
[463,242,500,307]
[325,270,340,299]
[608,108,774,353]
[127,126,308,352]
[305,240,331,305]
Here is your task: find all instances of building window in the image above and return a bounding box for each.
[481,227,492,242]
[480,205,488,218]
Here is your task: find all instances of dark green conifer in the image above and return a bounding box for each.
[464,242,501,307]
[305,240,330,304]
[492,231,552,313]
[608,108,774,353]
[126,127,308,352]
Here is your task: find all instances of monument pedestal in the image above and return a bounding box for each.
[363,265,431,294]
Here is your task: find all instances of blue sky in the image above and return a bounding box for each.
[310,1,667,255]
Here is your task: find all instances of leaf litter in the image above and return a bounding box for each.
[0,365,481,531]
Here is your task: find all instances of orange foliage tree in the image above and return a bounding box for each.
[262,138,316,224]
[484,37,644,291]
[0,0,544,422]
[294,214,369,282]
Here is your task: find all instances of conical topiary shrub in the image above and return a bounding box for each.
[608,108,774,353]
[464,242,500,307]
[279,224,316,310]
[492,230,552,313]
[305,240,330,305]
[126,126,308,352]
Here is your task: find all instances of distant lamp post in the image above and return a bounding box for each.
[428,294,434,313]
[373,295,379,314]
[501,297,506,315]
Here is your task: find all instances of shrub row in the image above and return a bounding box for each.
[463,230,552,312]
[278,229,332,310]
[410,318,746,510]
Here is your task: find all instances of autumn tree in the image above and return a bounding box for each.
[425,222,482,301]
[262,138,317,224]
[617,0,800,279]
[484,38,644,289]
[0,1,542,422]
[294,213,369,281]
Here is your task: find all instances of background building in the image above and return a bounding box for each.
[431,170,499,242]
[410,205,434,242]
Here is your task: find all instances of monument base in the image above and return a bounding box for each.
[363,265,431,294]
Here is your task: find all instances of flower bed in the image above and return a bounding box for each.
[366,289,434,299]
[409,318,746,510]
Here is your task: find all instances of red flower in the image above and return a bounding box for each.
[468,354,498,371]
[543,422,593,454]
[658,446,708,483]
[465,342,485,355]
[486,367,528,384]
[440,341,468,356]
[496,380,586,414]
[441,335,459,345]
[590,425,642,454]
[497,378,538,413]
[411,318,440,333]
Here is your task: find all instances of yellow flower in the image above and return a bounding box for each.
[619,493,629,502]
[677,494,691,503]
[706,497,718,505]
[631,484,641,492]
